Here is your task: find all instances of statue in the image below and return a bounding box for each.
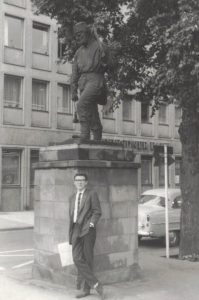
[71,22,113,142]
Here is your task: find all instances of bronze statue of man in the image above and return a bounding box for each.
[71,22,112,141]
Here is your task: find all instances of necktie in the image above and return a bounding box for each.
[77,193,82,214]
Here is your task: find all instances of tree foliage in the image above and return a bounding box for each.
[32,0,199,258]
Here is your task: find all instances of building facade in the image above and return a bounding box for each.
[0,0,182,211]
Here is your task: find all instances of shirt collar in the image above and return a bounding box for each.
[77,189,86,195]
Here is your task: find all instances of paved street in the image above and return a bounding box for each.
[0,229,33,273]
[1,228,199,299]
[0,228,178,276]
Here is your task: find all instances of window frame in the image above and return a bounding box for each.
[122,95,134,122]
[30,149,39,186]
[158,103,168,125]
[4,14,24,51]
[141,102,151,124]
[2,149,21,187]
[32,79,49,112]
[4,74,23,109]
[57,83,72,114]
[141,156,153,186]
[32,22,50,56]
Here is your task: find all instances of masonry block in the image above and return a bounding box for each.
[33,140,140,285]
[109,185,137,202]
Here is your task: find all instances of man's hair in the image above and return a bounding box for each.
[74,173,88,181]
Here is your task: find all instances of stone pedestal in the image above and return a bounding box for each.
[33,139,140,285]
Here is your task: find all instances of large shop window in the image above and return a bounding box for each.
[159,163,169,186]
[32,22,49,55]
[141,102,150,123]
[32,79,48,111]
[141,156,152,186]
[30,150,39,186]
[4,15,24,50]
[57,84,71,114]
[175,157,182,185]
[2,150,21,185]
[159,104,168,124]
[123,95,133,121]
[4,74,22,108]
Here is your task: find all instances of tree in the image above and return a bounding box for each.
[128,0,199,260]
[32,0,199,260]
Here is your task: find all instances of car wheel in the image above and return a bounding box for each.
[169,231,180,247]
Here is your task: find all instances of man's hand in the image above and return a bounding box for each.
[89,222,94,228]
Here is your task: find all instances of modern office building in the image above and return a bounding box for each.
[0,0,182,211]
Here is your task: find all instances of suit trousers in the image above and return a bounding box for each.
[72,224,98,291]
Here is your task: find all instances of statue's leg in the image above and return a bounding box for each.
[90,103,102,141]
[77,76,103,141]
[77,91,92,141]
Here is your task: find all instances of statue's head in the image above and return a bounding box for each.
[73,22,91,47]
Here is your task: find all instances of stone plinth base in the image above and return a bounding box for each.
[33,140,140,285]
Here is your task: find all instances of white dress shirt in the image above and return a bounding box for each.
[73,190,85,223]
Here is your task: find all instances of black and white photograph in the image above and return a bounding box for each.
[0,0,199,299]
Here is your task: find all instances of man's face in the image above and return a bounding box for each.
[75,29,89,47]
[74,175,88,191]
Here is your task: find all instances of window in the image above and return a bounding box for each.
[57,84,71,114]
[4,75,22,108]
[2,150,21,185]
[4,0,26,8]
[141,102,150,123]
[32,79,48,111]
[159,104,168,124]
[159,163,169,186]
[30,150,39,186]
[58,38,66,59]
[175,157,182,185]
[175,106,182,126]
[4,15,24,49]
[33,22,49,55]
[141,156,152,185]
[123,95,133,121]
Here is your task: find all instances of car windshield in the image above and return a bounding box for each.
[139,195,165,207]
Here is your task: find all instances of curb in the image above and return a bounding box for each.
[0,226,34,232]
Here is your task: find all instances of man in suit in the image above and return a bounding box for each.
[69,173,104,299]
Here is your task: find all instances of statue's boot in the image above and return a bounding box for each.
[92,129,102,141]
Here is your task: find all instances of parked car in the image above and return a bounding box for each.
[138,188,182,246]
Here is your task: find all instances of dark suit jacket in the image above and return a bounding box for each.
[69,188,102,245]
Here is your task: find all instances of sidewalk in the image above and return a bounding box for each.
[5,247,199,300]
[1,211,199,299]
[0,211,34,231]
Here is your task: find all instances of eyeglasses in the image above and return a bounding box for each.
[75,179,86,182]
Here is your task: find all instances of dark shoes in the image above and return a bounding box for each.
[76,290,90,298]
[95,283,105,300]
